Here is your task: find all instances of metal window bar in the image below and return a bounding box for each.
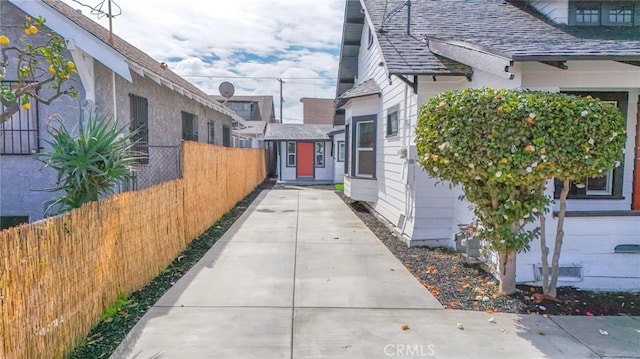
[207,121,215,144]
[1,83,39,155]
[129,94,149,164]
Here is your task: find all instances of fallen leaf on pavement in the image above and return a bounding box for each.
[488,317,496,323]
[500,328,508,333]
[401,324,410,331]
[450,300,460,307]
[537,330,545,336]
[426,266,438,274]
[599,329,608,336]
[390,268,395,271]
[457,323,464,330]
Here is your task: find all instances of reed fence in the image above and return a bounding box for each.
[0,142,266,358]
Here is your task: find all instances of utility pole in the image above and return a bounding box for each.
[277,78,285,123]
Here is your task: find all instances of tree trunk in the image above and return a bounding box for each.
[498,250,517,295]
[540,214,551,294]
[549,177,571,298]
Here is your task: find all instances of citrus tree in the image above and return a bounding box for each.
[1,15,78,123]
[415,88,626,296]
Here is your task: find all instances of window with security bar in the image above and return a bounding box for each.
[1,82,39,155]
[129,94,149,164]
[207,121,216,144]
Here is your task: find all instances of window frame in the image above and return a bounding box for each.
[604,2,634,26]
[181,111,198,141]
[315,142,325,168]
[386,107,399,136]
[350,115,377,178]
[337,140,345,162]
[129,93,149,164]
[286,141,296,167]
[222,125,231,147]
[0,102,39,155]
[554,91,627,200]
[207,120,216,144]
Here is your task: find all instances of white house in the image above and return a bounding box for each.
[336,0,640,290]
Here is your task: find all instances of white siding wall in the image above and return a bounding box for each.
[276,141,334,183]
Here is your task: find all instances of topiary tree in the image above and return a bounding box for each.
[1,15,78,123]
[416,88,626,296]
[531,93,626,297]
[416,88,552,294]
[38,113,144,214]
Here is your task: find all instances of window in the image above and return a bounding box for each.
[337,141,345,162]
[207,121,216,144]
[286,141,296,167]
[351,115,376,178]
[576,8,600,23]
[344,124,350,174]
[554,92,627,199]
[182,111,198,141]
[609,7,633,24]
[222,125,231,147]
[129,94,149,164]
[1,99,38,154]
[0,216,29,230]
[387,108,398,136]
[315,142,325,167]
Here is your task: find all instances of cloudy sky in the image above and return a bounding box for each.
[60,0,346,123]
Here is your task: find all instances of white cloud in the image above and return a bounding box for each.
[61,0,345,122]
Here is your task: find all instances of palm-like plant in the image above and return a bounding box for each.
[38,113,145,214]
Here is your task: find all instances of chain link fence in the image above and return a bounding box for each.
[128,145,181,191]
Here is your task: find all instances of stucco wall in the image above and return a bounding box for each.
[1,1,87,221]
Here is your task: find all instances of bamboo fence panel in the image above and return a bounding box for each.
[0,143,264,358]
[182,142,265,240]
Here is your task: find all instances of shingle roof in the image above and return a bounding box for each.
[338,79,381,100]
[334,79,381,108]
[362,0,640,75]
[235,121,268,137]
[263,124,335,141]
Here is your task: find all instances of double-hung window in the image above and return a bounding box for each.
[222,125,231,147]
[337,141,345,162]
[315,142,325,167]
[387,107,399,136]
[351,115,376,178]
[286,141,296,167]
[130,94,149,164]
[182,111,198,141]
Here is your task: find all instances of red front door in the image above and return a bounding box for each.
[297,142,314,177]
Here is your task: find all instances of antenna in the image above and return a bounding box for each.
[218,81,235,104]
[378,1,411,34]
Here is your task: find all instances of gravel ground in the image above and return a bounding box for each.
[295,185,640,317]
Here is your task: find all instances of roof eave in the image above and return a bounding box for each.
[10,0,132,82]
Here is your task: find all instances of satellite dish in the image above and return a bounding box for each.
[219,81,235,102]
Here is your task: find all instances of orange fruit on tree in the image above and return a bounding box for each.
[48,64,56,74]
[22,102,30,110]
[0,35,9,45]
[67,61,75,69]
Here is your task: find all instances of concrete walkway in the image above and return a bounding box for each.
[112,188,640,359]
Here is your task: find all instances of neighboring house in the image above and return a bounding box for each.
[0,0,246,225]
[263,123,336,184]
[211,95,277,175]
[265,98,345,184]
[336,0,640,290]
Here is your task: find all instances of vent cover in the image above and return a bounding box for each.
[534,265,582,282]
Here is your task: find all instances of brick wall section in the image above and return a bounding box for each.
[301,97,335,125]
